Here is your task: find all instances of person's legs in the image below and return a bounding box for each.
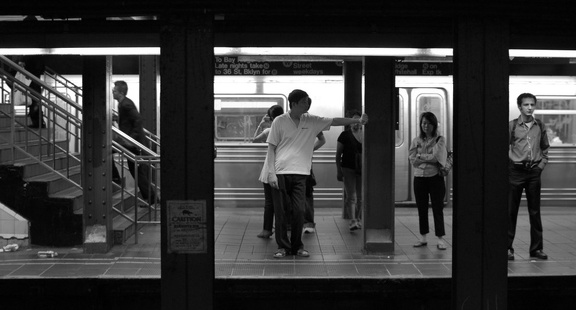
[342,168,359,230]
[355,172,362,222]
[271,175,291,253]
[525,168,544,254]
[258,183,274,238]
[508,165,525,252]
[285,175,307,254]
[430,175,446,237]
[27,82,45,128]
[413,177,430,238]
[126,147,155,203]
[303,172,316,232]
[112,160,122,185]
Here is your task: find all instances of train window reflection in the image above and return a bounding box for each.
[535,97,576,146]
[396,95,404,147]
[214,95,286,142]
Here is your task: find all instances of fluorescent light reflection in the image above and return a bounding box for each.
[1,47,576,58]
[509,49,576,58]
[214,47,453,57]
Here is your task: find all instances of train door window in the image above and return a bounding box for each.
[415,93,446,136]
[535,96,576,146]
[396,94,405,147]
[214,94,286,143]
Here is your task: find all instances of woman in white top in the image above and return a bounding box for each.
[408,112,448,250]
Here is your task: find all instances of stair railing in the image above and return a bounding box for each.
[112,127,161,243]
[0,55,83,189]
[1,55,161,244]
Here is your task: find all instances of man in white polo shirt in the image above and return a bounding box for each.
[266,89,368,258]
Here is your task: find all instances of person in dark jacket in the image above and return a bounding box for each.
[21,55,46,128]
[112,80,157,204]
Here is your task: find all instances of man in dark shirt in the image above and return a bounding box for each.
[112,80,157,204]
[508,93,550,261]
[21,55,46,128]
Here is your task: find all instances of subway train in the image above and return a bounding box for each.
[213,74,576,208]
[44,69,576,208]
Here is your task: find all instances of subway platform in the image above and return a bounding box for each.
[1,207,576,309]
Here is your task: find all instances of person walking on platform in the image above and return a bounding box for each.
[409,112,448,250]
[336,110,363,232]
[266,89,368,258]
[508,93,550,260]
[111,80,157,205]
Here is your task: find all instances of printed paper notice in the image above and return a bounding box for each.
[167,200,207,254]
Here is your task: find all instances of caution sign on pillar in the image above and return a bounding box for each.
[167,200,207,254]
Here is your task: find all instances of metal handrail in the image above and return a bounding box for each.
[1,55,161,244]
[0,56,83,190]
[112,109,160,151]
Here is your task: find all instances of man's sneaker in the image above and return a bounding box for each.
[303,227,315,234]
[349,222,360,231]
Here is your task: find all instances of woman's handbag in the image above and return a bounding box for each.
[438,150,453,177]
[436,136,453,177]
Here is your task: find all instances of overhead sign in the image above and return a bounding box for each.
[215,56,342,75]
[214,57,452,76]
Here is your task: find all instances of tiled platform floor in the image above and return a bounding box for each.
[1,207,576,279]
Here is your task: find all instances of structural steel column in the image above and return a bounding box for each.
[363,57,396,253]
[82,56,113,253]
[452,18,509,309]
[343,61,363,114]
[139,55,159,135]
[160,14,215,310]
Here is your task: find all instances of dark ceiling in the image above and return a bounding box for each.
[0,1,575,50]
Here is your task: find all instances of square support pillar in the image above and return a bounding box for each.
[363,57,396,253]
[160,14,215,310]
[139,55,159,135]
[343,61,363,114]
[452,18,509,309]
[82,56,113,253]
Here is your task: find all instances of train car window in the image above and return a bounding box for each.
[214,95,286,142]
[396,94,404,147]
[416,94,446,135]
[535,96,576,146]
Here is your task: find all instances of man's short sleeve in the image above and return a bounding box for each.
[266,118,281,146]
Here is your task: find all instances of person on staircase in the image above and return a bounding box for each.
[20,55,46,129]
[111,80,157,205]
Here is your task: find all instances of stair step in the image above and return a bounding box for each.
[0,116,28,128]
[51,187,84,214]
[12,153,81,178]
[0,127,52,144]
[0,139,71,164]
[113,206,157,245]
[26,165,82,194]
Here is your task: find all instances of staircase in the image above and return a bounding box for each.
[0,55,160,247]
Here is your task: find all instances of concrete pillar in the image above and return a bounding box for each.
[344,61,363,115]
[363,57,396,253]
[160,14,215,310]
[452,18,509,309]
[139,55,159,135]
[82,56,113,253]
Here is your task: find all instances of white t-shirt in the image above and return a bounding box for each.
[267,112,332,175]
